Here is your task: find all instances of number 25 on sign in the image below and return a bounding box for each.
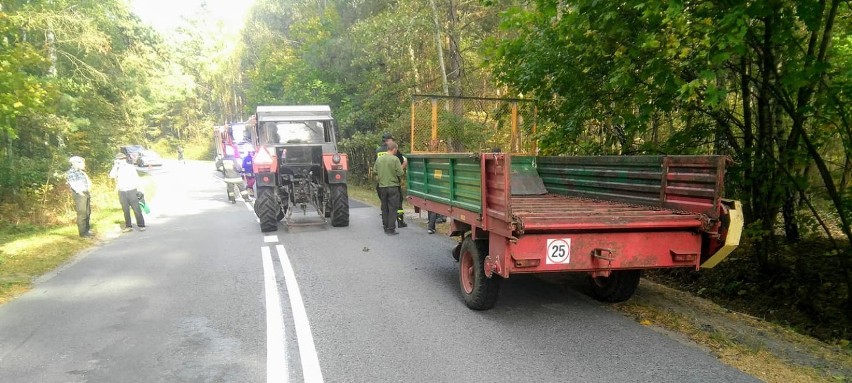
[546,238,571,264]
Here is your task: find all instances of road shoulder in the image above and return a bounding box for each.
[613,280,852,383]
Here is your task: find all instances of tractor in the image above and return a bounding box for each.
[250,105,349,232]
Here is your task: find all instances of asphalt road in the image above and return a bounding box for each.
[0,161,758,383]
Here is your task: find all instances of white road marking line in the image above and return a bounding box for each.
[257,218,261,223]
[264,235,279,243]
[261,246,289,383]
[245,201,253,211]
[274,244,324,383]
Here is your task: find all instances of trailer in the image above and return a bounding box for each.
[406,153,743,310]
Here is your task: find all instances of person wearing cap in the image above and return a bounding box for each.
[374,141,404,235]
[66,156,93,237]
[376,133,408,228]
[109,153,146,232]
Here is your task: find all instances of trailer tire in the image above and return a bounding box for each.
[589,270,641,303]
[255,187,280,232]
[330,184,349,227]
[452,242,462,261]
[459,237,501,310]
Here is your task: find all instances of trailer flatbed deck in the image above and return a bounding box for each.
[511,194,706,233]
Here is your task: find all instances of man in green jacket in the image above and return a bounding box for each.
[376,133,408,227]
[374,141,404,235]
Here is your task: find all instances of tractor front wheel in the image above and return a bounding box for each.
[330,184,349,227]
[588,270,641,303]
[459,236,500,310]
[254,187,280,232]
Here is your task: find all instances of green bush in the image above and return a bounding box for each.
[338,132,381,184]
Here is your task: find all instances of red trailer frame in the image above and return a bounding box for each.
[407,153,743,310]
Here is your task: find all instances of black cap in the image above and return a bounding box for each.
[382,132,394,140]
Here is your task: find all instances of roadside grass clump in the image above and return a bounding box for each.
[0,172,155,304]
[647,239,850,345]
[347,182,381,207]
[615,282,852,383]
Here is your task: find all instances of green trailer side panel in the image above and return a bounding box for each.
[512,156,537,170]
[407,154,482,213]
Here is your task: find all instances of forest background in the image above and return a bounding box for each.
[0,0,850,345]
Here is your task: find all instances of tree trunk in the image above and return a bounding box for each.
[447,0,463,98]
[840,156,851,192]
[782,189,800,243]
[47,30,57,77]
[751,15,780,271]
[428,0,449,97]
[408,43,421,93]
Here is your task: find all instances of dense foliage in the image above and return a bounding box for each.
[0,0,238,223]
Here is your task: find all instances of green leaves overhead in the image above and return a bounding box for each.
[490,0,852,277]
[0,12,54,140]
[238,0,507,137]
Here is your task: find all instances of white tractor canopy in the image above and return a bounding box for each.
[254,105,337,148]
[256,105,333,122]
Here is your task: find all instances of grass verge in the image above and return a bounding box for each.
[348,182,381,207]
[0,171,156,304]
[614,281,852,382]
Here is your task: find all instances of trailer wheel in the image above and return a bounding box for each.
[459,237,501,310]
[330,184,349,227]
[589,270,641,303]
[452,242,462,261]
[255,187,280,232]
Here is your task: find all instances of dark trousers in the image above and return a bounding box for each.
[396,186,405,222]
[73,191,91,236]
[119,189,145,228]
[428,211,438,231]
[377,184,406,223]
[379,186,401,231]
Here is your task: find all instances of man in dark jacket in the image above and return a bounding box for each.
[376,133,408,227]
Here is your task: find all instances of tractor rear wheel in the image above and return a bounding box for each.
[458,236,500,310]
[330,184,349,227]
[588,270,641,303]
[254,187,280,232]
